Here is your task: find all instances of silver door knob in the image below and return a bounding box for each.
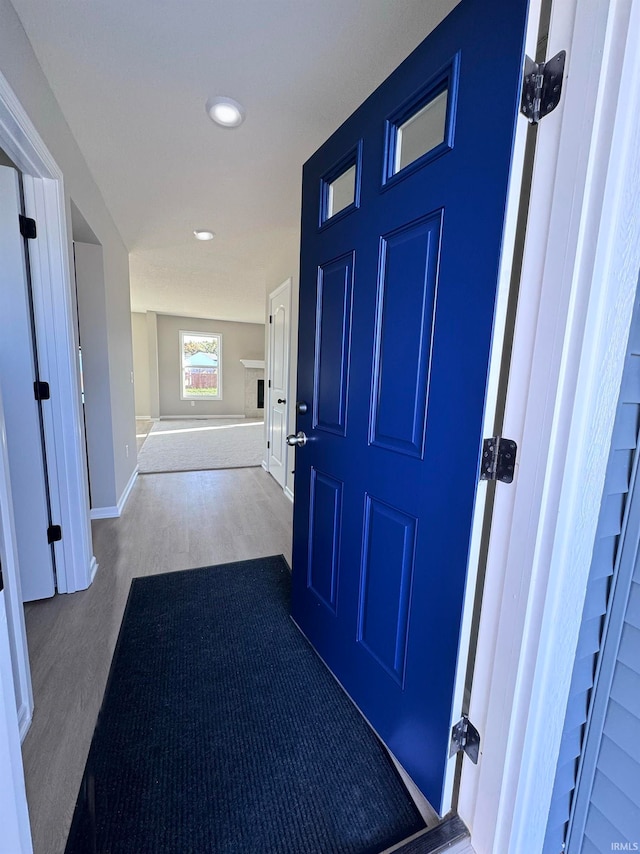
[286,431,307,447]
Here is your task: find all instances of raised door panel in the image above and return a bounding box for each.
[370,214,442,458]
[307,469,343,613]
[272,304,287,394]
[358,496,417,686]
[313,253,354,436]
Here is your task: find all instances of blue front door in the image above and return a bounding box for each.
[291,0,529,812]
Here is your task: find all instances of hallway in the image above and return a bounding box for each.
[20,467,293,854]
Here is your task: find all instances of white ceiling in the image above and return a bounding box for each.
[11,0,459,324]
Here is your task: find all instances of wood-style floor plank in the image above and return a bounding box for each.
[21,466,293,854]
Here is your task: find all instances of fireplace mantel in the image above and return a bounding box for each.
[240,359,265,369]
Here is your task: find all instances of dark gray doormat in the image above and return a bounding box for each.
[65,555,426,853]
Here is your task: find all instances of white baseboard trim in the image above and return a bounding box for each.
[284,486,294,503]
[117,466,138,514]
[159,413,248,420]
[135,415,152,421]
[262,460,268,471]
[89,467,138,520]
[17,701,32,743]
[89,556,99,583]
[90,505,118,520]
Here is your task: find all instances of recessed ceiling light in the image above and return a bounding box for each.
[193,230,215,241]
[205,96,246,128]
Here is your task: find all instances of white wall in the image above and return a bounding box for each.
[74,242,117,509]
[131,311,151,418]
[147,311,160,419]
[0,0,136,504]
[153,313,265,418]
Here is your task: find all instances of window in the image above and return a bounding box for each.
[319,142,362,226]
[382,55,458,186]
[327,164,356,218]
[180,331,222,400]
[393,89,448,174]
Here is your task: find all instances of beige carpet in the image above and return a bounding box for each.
[137,418,265,473]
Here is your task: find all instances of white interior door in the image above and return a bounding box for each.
[267,279,291,490]
[0,165,55,601]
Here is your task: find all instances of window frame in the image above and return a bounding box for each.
[179,330,223,401]
[318,140,363,229]
[382,53,459,189]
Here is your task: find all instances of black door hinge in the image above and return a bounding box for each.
[47,525,62,544]
[268,379,271,388]
[480,437,517,483]
[521,50,566,124]
[450,716,480,764]
[34,380,50,401]
[269,315,273,324]
[19,215,37,239]
[267,441,271,449]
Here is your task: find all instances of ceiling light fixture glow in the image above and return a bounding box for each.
[205,96,246,128]
[194,230,215,241]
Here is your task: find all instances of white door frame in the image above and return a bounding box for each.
[0,589,32,854]
[0,379,32,741]
[0,64,99,852]
[458,0,640,851]
[0,65,95,720]
[0,65,95,851]
[0,70,95,595]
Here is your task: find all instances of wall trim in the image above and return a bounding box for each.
[90,466,138,519]
[0,261,33,756]
[90,506,118,520]
[17,701,31,743]
[159,413,249,420]
[284,486,294,503]
[88,556,99,584]
[117,466,138,514]
[0,599,32,854]
[0,70,59,179]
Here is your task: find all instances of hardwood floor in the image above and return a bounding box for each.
[21,466,293,854]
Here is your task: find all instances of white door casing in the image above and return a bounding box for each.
[0,63,98,852]
[0,165,55,602]
[0,71,94,597]
[0,592,32,854]
[0,378,33,740]
[267,278,291,491]
[458,0,640,851]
